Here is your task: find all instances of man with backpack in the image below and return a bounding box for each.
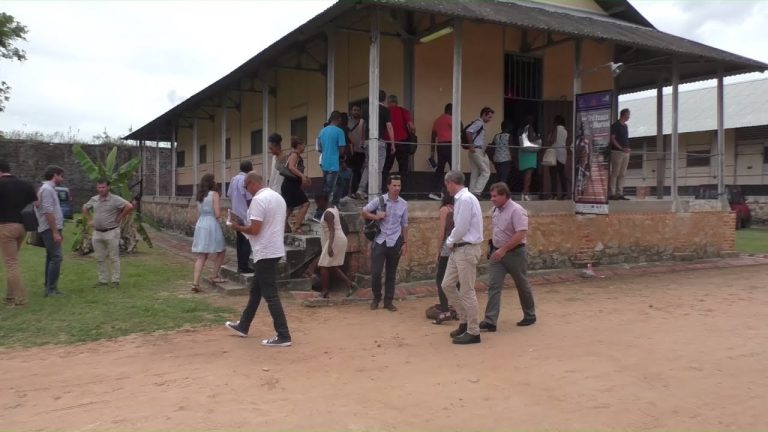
[361,174,408,312]
[464,107,495,198]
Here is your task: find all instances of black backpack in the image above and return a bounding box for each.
[363,196,387,241]
[461,120,483,149]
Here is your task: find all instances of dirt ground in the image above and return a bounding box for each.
[2,265,767,430]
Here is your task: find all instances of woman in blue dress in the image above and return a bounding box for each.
[191,173,226,292]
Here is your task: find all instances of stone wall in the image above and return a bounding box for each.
[140,197,737,283]
[746,196,768,225]
[0,139,172,209]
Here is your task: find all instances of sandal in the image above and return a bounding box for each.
[210,277,227,284]
[191,283,204,293]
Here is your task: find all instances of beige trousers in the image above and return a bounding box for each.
[609,150,630,196]
[92,228,121,283]
[0,223,27,304]
[468,151,491,195]
[440,243,482,335]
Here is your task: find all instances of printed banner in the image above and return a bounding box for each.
[574,91,613,215]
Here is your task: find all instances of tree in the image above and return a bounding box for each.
[0,12,28,112]
[71,144,154,255]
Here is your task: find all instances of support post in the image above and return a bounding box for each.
[220,105,228,196]
[193,119,199,197]
[655,85,665,199]
[671,57,680,211]
[155,138,160,196]
[262,81,270,181]
[326,27,336,116]
[571,39,582,200]
[367,6,381,197]
[171,123,176,197]
[716,67,728,210]
[451,19,463,172]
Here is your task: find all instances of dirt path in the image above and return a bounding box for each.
[2,265,767,430]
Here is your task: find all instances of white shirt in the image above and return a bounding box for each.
[554,125,568,164]
[269,154,284,193]
[446,187,483,246]
[246,187,286,262]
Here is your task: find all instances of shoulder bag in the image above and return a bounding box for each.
[363,196,387,241]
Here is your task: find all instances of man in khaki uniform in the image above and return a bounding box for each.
[82,180,133,286]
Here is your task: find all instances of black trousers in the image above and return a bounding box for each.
[382,144,410,191]
[432,143,452,193]
[235,231,252,272]
[370,237,403,304]
[349,151,366,194]
[494,160,512,186]
[237,257,290,339]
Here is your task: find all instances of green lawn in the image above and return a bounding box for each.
[735,227,768,254]
[0,222,232,348]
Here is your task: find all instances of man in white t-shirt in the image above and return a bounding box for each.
[225,172,292,347]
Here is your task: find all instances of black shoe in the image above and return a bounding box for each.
[619,195,630,200]
[450,323,468,338]
[517,317,536,326]
[383,303,398,312]
[237,268,254,274]
[370,300,380,310]
[452,332,481,344]
[479,321,497,332]
[45,291,63,297]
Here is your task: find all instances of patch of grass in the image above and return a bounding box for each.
[0,221,232,348]
[735,227,768,254]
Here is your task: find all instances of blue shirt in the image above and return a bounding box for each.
[227,172,252,221]
[319,125,346,172]
[363,194,408,247]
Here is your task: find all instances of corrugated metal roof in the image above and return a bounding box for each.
[376,0,765,68]
[124,0,768,141]
[620,79,768,137]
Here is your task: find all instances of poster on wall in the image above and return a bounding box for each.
[573,90,613,215]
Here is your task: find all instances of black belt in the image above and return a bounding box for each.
[95,226,118,233]
[455,242,479,248]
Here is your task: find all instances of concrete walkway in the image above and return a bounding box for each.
[149,226,768,306]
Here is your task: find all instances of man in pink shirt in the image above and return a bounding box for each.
[429,103,453,201]
[480,182,536,331]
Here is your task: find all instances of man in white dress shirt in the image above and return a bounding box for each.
[440,170,484,344]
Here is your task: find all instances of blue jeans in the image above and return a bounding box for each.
[40,229,63,294]
[323,170,340,205]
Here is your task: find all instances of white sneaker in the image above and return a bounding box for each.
[340,195,354,202]
[428,193,442,201]
[225,321,247,337]
[261,335,292,347]
[522,194,531,201]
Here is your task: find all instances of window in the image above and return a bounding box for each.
[251,129,263,155]
[686,150,710,168]
[627,138,649,171]
[291,116,308,147]
[199,145,207,164]
[225,138,231,159]
[504,54,543,100]
[177,151,186,167]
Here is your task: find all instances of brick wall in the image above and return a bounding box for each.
[140,196,737,283]
[0,139,172,209]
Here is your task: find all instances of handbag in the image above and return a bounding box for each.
[363,196,387,241]
[277,155,298,179]
[542,148,557,166]
[26,231,46,248]
[21,203,39,232]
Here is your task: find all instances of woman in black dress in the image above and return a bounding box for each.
[282,136,311,233]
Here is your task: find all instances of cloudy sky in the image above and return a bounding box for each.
[0,0,766,140]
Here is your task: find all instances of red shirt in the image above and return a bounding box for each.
[432,113,452,143]
[387,105,412,142]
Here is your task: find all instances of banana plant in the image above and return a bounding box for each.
[71,143,153,254]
